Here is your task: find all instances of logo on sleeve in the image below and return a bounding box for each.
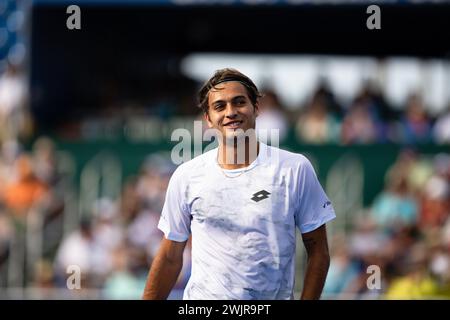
[322,201,331,208]
[251,190,271,202]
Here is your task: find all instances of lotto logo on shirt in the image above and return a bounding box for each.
[251,190,271,202]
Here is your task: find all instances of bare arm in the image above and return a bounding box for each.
[142,238,187,300]
[300,224,331,300]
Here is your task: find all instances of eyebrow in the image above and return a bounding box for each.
[211,95,248,106]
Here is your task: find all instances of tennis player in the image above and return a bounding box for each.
[143,68,335,300]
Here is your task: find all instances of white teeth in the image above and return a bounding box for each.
[225,121,242,126]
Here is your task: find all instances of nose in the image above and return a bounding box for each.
[225,103,238,119]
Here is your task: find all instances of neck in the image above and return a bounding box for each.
[218,134,259,170]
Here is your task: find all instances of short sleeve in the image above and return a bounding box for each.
[157,166,191,242]
[295,157,336,234]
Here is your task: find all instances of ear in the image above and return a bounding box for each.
[254,102,260,117]
[204,112,213,128]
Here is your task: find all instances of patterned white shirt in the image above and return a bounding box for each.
[158,142,336,300]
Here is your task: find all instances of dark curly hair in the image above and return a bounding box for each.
[197,68,262,114]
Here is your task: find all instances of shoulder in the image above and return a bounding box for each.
[266,144,313,171]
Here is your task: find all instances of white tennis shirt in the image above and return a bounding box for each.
[158,142,336,300]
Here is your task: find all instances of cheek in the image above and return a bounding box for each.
[245,110,257,122]
[206,114,220,127]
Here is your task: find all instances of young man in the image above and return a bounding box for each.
[142,68,335,300]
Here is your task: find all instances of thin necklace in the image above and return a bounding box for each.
[217,143,260,178]
[218,165,251,179]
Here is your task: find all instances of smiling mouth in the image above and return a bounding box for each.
[223,120,243,129]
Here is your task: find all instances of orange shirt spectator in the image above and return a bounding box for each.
[2,154,48,216]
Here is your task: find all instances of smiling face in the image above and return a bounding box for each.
[204,81,259,142]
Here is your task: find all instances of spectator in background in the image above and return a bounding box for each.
[136,154,175,213]
[313,82,344,119]
[103,244,146,299]
[394,94,432,144]
[31,136,66,224]
[419,154,450,228]
[1,154,48,219]
[90,198,124,286]
[428,233,450,294]
[385,243,440,299]
[126,204,163,262]
[54,204,121,289]
[0,63,29,142]
[32,137,59,187]
[371,152,419,228]
[0,139,22,187]
[53,218,96,288]
[344,217,389,299]
[354,83,398,142]
[405,153,434,197]
[30,259,55,298]
[296,89,341,144]
[348,217,389,260]
[323,234,360,299]
[433,104,450,144]
[120,176,140,224]
[341,96,381,145]
[359,81,398,123]
[255,89,289,143]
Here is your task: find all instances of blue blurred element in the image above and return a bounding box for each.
[0,0,19,64]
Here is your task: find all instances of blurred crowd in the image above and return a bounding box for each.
[0,134,448,299]
[49,152,192,299]
[0,61,449,299]
[255,83,450,146]
[0,136,190,299]
[323,149,450,299]
[83,81,450,146]
[1,58,450,146]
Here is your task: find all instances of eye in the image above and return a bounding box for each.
[214,104,224,110]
